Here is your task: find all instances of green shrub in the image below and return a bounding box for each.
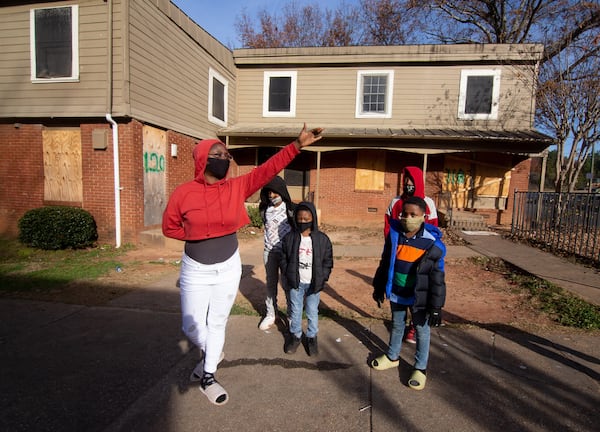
[246,205,263,228]
[18,206,98,250]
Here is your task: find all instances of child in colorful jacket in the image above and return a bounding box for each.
[371,196,446,390]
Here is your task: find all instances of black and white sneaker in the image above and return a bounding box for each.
[199,372,228,405]
[284,335,302,354]
[306,336,319,356]
[190,351,225,382]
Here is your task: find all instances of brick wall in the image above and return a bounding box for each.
[501,156,531,225]
[165,130,197,197]
[0,123,532,243]
[0,120,201,245]
[0,123,45,235]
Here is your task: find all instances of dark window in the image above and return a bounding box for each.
[284,168,308,187]
[212,77,225,121]
[268,76,291,112]
[34,7,73,78]
[465,75,493,114]
[257,147,278,164]
[362,75,387,113]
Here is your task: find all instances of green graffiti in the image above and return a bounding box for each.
[445,168,465,185]
[144,152,165,173]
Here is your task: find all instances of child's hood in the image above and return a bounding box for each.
[192,139,224,183]
[403,166,426,199]
[260,176,293,206]
[295,201,319,231]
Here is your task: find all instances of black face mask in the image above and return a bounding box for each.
[297,222,312,233]
[206,158,230,180]
[403,184,416,196]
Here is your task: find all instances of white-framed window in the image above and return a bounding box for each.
[208,68,228,126]
[30,5,79,83]
[263,71,297,117]
[458,69,501,120]
[355,70,394,118]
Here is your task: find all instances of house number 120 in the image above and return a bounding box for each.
[144,152,165,173]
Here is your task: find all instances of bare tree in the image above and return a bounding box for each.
[236,1,360,48]
[406,0,600,191]
[359,0,415,45]
[537,54,600,192]
[235,0,412,47]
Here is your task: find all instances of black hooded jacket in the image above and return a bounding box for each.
[280,201,333,293]
[259,176,296,228]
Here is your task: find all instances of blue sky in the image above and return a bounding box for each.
[171,0,355,49]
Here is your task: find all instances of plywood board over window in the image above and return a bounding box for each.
[443,156,511,209]
[42,128,82,203]
[143,125,167,226]
[355,151,384,191]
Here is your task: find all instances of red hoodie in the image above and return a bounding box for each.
[162,139,300,241]
[384,166,438,237]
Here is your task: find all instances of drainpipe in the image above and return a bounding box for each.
[106,114,122,248]
[315,150,321,212]
[105,0,121,247]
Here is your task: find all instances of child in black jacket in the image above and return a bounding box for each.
[281,201,333,356]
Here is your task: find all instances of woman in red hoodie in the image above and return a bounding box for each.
[162,124,322,405]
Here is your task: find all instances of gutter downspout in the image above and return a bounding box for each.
[106,114,121,248]
[315,151,321,216]
[106,0,121,248]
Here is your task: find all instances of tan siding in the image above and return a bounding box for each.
[237,63,536,130]
[128,0,236,139]
[0,1,124,118]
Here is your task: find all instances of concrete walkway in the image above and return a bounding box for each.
[459,230,600,306]
[1,231,598,432]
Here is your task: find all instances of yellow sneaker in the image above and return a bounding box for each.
[370,354,399,370]
[408,369,427,390]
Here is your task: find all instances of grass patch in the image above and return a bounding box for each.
[509,273,600,329]
[230,303,256,316]
[471,256,600,330]
[0,238,128,293]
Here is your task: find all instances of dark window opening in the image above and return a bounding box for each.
[268,77,291,112]
[212,78,225,121]
[465,76,493,114]
[283,168,308,187]
[35,7,73,78]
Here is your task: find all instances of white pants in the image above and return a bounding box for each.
[179,250,242,373]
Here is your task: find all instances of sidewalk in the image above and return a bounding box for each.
[0,233,599,432]
[459,230,600,306]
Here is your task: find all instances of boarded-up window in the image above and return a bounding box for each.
[143,125,167,226]
[42,129,82,202]
[355,151,384,191]
[443,157,511,209]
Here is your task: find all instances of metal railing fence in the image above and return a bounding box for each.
[511,191,600,264]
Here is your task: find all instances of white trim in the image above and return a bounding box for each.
[262,71,297,117]
[355,70,394,119]
[208,67,228,127]
[458,69,501,120]
[30,5,79,83]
